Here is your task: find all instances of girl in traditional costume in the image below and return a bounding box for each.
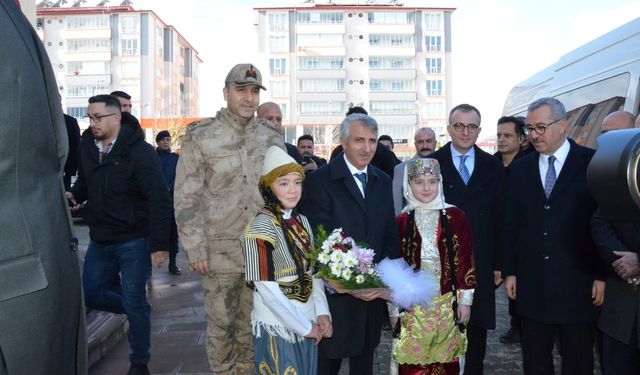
[242,146,332,374]
[392,158,476,375]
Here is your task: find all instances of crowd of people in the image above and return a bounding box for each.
[2,0,639,371]
[34,60,640,375]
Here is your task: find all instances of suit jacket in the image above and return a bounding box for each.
[503,139,602,324]
[591,214,640,347]
[431,143,506,329]
[300,156,400,358]
[0,1,86,373]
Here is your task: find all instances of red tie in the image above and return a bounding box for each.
[15,0,21,9]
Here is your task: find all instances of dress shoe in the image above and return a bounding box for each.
[127,363,150,375]
[500,327,521,344]
[169,264,182,275]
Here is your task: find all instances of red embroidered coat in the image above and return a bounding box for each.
[396,207,476,295]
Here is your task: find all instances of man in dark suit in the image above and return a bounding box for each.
[590,110,639,375]
[503,97,605,374]
[301,113,400,375]
[0,0,86,373]
[430,104,505,374]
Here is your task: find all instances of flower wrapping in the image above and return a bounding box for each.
[376,257,438,310]
[308,226,385,292]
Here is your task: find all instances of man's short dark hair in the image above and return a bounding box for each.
[448,103,481,125]
[346,106,368,116]
[110,90,131,100]
[497,116,526,137]
[297,134,314,145]
[378,134,393,147]
[89,94,122,112]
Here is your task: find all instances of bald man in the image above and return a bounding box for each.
[257,102,302,163]
[601,111,636,133]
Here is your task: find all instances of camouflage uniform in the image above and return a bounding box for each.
[174,107,284,374]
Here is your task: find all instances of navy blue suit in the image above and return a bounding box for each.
[300,155,400,372]
[503,139,602,374]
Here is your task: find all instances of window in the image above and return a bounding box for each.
[369,34,414,46]
[298,102,344,116]
[269,13,287,31]
[66,39,110,52]
[67,84,111,97]
[298,79,344,92]
[280,103,287,119]
[298,56,344,70]
[269,58,287,75]
[368,57,413,69]
[425,35,442,52]
[66,61,111,75]
[369,80,414,91]
[368,12,415,24]
[270,80,288,97]
[424,13,442,30]
[36,18,44,29]
[66,15,109,29]
[297,12,343,24]
[297,33,343,47]
[120,16,138,34]
[269,36,287,52]
[66,107,87,118]
[155,26,163,57]
[119,62,138,77]
[121,39,138,55]
[370,101,415,115]
[425,102,445,118]
[426,58,442,74]
[426,80,443,96]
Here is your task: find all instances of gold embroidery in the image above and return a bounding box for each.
[258,336,299,375]
[277,273,312,302]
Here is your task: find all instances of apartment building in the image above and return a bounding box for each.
[36,1,201,135]
[255,2,454,154]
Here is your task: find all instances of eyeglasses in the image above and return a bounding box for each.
[85,113,116,123]
[525,118,562,135]
[450,122,480,133]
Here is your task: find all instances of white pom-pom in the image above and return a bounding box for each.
[377,257,438,310]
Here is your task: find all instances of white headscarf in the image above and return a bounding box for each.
[401,158,454,213]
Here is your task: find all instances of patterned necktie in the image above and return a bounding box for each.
[354,172,367,198]
[544,155,557,198]
[458,155,470,185]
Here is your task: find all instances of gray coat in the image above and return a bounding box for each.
[0,1,86,373]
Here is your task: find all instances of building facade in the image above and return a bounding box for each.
[255,2,454,156]
[36,2,201,135]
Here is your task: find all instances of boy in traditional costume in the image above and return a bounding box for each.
[242,146,332,374]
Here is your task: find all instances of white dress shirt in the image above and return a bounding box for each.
[538,138,570,190]
[343,153,368,197]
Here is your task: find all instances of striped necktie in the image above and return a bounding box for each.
[458,155,470,185]
[544,155,557,198]
[354,172,367,197]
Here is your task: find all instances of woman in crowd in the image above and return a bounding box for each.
[242,146,332,374]
[392,158,476,375]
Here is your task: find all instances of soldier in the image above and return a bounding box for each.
[174,64,285,375]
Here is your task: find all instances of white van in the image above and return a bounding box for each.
[502,18,640,149]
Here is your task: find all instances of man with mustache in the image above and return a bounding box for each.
[392,127,436,215]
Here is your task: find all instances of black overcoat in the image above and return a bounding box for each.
[300,155,400,358]
[503,139,602,324]
[431,143,506,329]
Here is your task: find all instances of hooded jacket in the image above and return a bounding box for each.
[72,121,171,251]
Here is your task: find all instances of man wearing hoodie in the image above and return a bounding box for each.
[67,94,171,375]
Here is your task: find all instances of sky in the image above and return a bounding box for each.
[134,0,640,139]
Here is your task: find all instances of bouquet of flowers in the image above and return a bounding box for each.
[308,226,386,294]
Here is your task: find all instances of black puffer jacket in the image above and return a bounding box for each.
[72,121,171,251]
